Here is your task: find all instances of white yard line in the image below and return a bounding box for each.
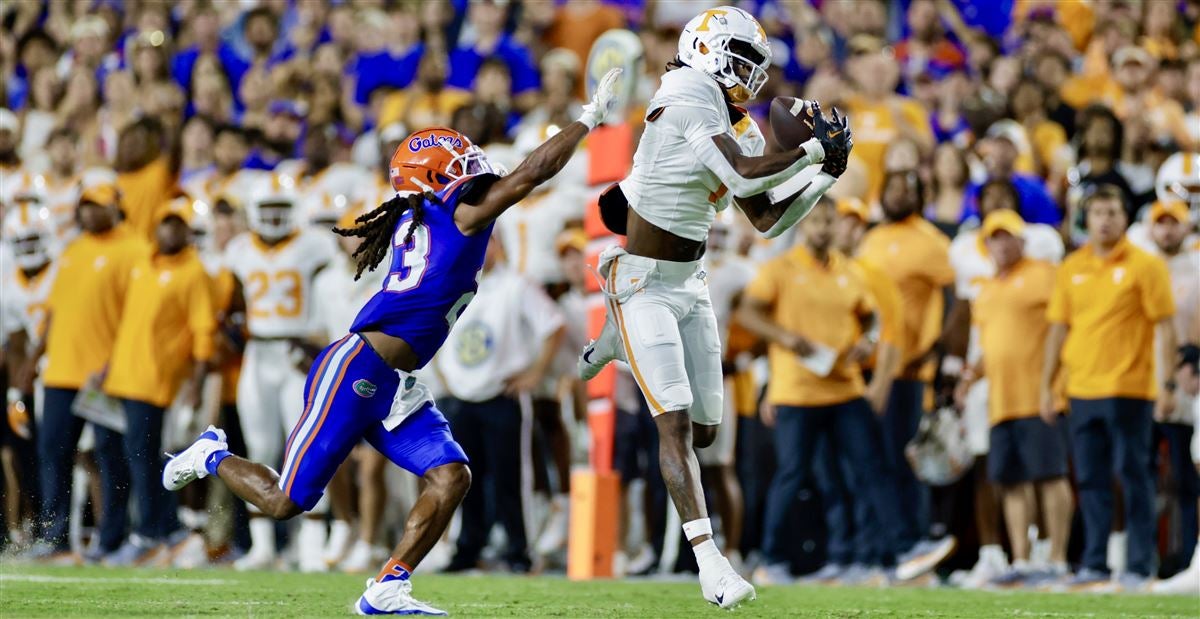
[0,573,236,586]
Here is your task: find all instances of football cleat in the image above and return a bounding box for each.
[578,314,625,381]
[162,425,228,491]
[896,536,957,581]
[701,556,757,609]
[355,578,448,616]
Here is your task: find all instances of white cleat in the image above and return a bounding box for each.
[578,314,625,381]
[233,547,277,572]
[701,556,757,609]
[324,520,354,568]
[355,578,448,616]
[162,426,228,491]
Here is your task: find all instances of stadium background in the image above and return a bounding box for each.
[0,0,1198,605]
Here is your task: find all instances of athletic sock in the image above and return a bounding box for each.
[376,557,413,583]
[204,450,232,476]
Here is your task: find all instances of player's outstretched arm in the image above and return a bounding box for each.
[456,68,623,236]
[693,131,823,199]
[736,107,852,238]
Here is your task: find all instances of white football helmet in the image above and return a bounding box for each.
[3,203,54,270]
[1156,151,1200,212]
[2,172,48,209]
[677,6,772,102]
[246,173,299,240]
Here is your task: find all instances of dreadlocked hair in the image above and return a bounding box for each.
[333,191,436,280]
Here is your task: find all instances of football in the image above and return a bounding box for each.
[769,96,816,150]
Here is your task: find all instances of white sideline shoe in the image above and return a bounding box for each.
[701,556,757,609]
[355,578,448,616]
[162,426,228,491]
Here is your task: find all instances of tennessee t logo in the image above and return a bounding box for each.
[696,9,727,31]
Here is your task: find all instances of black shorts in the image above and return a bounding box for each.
[988,415,1069,484]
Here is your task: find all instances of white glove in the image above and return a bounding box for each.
[578,67,623,129]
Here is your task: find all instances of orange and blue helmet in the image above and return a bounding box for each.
[389,127,495,196]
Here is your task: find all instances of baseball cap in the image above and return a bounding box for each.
[981,209,1026,238]
[555,228,587,256]
[79,183,119,208]
[836,197,869,222]
[985,119,1024,146]
[978,209,1026,254]
[1113,45,1155,68]
[1148,200,1190,224]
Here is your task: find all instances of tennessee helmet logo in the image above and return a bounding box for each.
[408,134,465,153]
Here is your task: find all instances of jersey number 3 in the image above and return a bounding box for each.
[385,219,477,328]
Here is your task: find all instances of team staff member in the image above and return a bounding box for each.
[738,197,900,585]
[101,203,216,565]
[115,117,178,241]
[857,170,956,568]
[1042,186,1178,589]
[1142,200,1200,572]
[820,197,905,579]
[438,236,565,574]
[959,211,1073,583]
[24,182,150,561]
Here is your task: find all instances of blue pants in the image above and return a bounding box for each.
[1157,422,1199,568]
[38,387,128,552]
[1069,397,1156,576]
[119,399,180,541]
[442,395,530,568]
[881,379,927,551]
[278,334,468,512]
[762,399,901,566]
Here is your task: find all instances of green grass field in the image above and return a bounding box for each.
[0,565,1195,618]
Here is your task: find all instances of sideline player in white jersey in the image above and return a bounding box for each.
[1,202,57,546]
[223,173,337,571]
[578,6,852,608]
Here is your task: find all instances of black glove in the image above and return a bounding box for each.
[812,105,852,177]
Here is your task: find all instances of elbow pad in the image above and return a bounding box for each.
[762,172,837,239]
[693,137,825,198]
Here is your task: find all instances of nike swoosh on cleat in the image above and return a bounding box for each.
[716,593,724,605]
[583,348,595,364]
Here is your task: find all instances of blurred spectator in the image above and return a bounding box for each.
[842,35,934,203]
[102,202,215,564]
[17,67,60,170]
[962,120,1060,226]
[0,109,21,172]
[928,143,970,227]
[9,29,59,112]
[1103,46,1192,149]
[1043,186,1178,588]
[183,123,256,209]
[961,210,1073,585]
[378,50,471,133]
[39,127,84,242]
[26,182,149,562]
[539,0,627,86]
[740,197,901,586]
[438,236,565,574]
[347,5,423,108]
[894,0,966,90]
[115,116,177,240]
[447,0,540,112]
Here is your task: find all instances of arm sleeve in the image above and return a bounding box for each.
[1139,256,1175,322]
[665,106,825,198]
[761,172,838,239]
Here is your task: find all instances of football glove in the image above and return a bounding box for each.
[578,68,623,129]
[812,105,852,178]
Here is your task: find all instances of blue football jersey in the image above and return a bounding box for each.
[349,175,498,367]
